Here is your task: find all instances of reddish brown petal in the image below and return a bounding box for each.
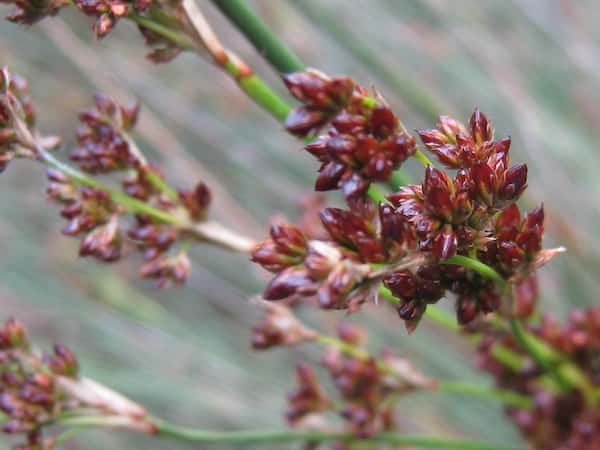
[263,268,312,300]
[315,161,346,191]
[469,108,493,143]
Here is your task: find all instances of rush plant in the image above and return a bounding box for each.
[0,1,596,450]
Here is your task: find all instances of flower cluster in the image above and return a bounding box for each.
[2,0,195,63]
[0,318,154,449]
[284,70,417,200]
[251,211,408,312]
[0,318,78,449]
[285,322,430,443]
[0,68,218,288]
[49,94,214,286]
[250,300,317,350]
[476,308,600,450]
[256,100,553,329]
[382,109,544,327]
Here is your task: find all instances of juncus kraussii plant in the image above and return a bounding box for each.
[0,1,595,449]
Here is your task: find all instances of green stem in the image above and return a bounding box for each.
[210,0,305,73]
[144,170,179,201]
[413,149,432,166]
[155,424,522,449]
[509,319,598,402]
[128,14,195,49]
[54,415,523,448]
[315,334,369,359]
[439,382,532,409]
[130,13,292,122]
[379,285,458,331]
[41,152,180,224]
[366,184,389,205]
[222,60,292,121]
[441,255,506,285]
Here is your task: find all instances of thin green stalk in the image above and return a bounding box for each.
[413,149,432,166]
[315,335,369,359]
[379,285,458,331]
[41,152,180,224]
[390,169,411,189]
[55,415,523,448]
[441,255,506,285]
[128,14,195,49]
[130,12,292,122]
[145,170,179,201]
[509,319,598,403]
[154,423,523,449]
[366,184,389,205]
[222,60,292,121]
[439,382,532,409]
[211,0,305,73]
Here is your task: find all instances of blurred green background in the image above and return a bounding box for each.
[1,0,599,448]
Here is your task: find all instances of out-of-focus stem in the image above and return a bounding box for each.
[439,381,532,409]
[128,14,195,49]
[38,149,255,253]
[41,151,180,224]
[179,0,292,122]
[131,7,292,122]
[120,130,180,201]
[509,319,598,403]
[187,221,256,253]
[414,149,432,166]
[210,0,305,74]
[56,415,523,449]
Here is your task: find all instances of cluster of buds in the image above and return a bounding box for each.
[71,93,140,173]
[2,0,192,62]
[47,170,123,261]
[250,300,317,350]
[285,322,432,441]
[256,93,557,329]
[61,94,213,286]
[380,108,548,327]
[475,307,600,450]
[0,318,78,449]
[0,318,154,449]
[0,68,216,288]
[284,70,417,200]
[251,213,407,312]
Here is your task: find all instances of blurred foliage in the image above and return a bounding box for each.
[1,0,600,448]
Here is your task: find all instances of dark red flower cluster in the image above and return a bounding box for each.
[476,308,600,450]
[284,70,417,200]
[70,93,140,173]
[381,109,543,327]
[43,94,214,286]
[251,208,408,311]
[47,169,122,261]
[256,105,550,328]
[0,318,78,450]
[286,322,427,441]
[286,362,331,424]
